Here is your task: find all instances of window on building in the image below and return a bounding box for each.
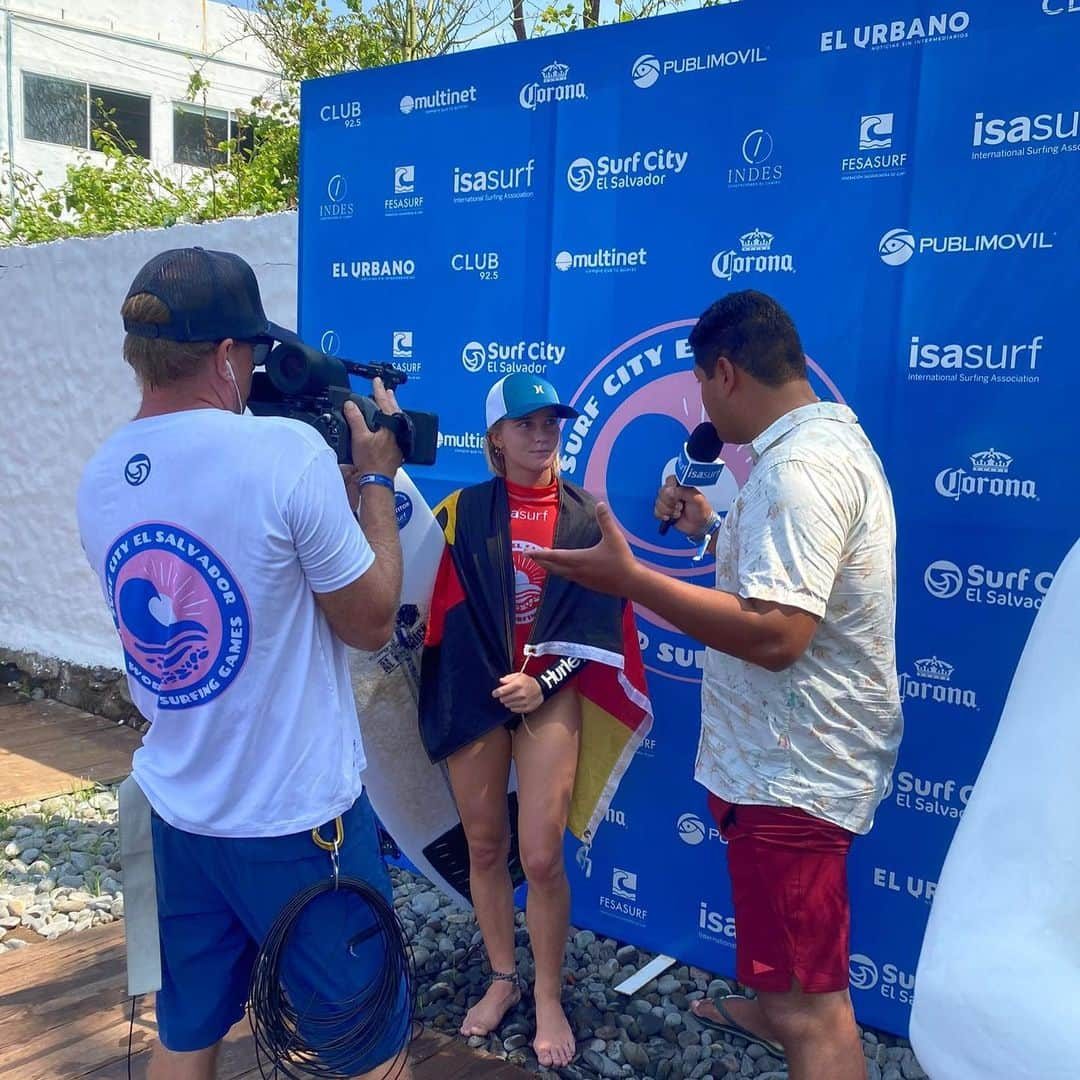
[23,72,151,158]
[173,105,252,167]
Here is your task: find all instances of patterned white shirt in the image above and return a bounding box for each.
[695,402,902,835]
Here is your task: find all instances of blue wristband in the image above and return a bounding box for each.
[358,473,395,492]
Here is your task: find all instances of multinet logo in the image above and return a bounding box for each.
[898,656,978,710]
[729,128,783,187]
[320,174,354,221]
[437,430,486,454]
[319,99,362,127]
[820,11,970,51]
[935,448,1038,503]
[400,85,477,115]
[711,227,795,281]
[554,247,648,274]
[519,61,587,111]
[629,43,767,88]
[879,226,1054,265]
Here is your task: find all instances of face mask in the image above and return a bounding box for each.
[225,359,244,415]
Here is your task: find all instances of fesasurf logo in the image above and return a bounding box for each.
[898,656,978,711]
[630,44,767,89]
[331,258,416,282]
[452,159,536,203]
[842,113,908,180]
[400,85,476,115]
[878,226,1054,266]
[906,333,1043,387]
[451,252,500,280]
[923,559,1054,610]
[385,165,423,217]
[460,339,566,376]
[935,448,1038,503]
[712,228,795,282]
[601,866,647,923]
[319,99,362,127]
[872,865,938,903]
[821,11,970,51]
[519,61,586,111]
[888,769,974,821]
[728,129,783,188]
[566,148,688,192]
[554,247,648,275]
[972,108,1080,161]
[848,951,915,1004]
[319,174,353,221]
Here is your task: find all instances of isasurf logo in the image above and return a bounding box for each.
[972,108,1080,162]
[935,448,1037,503]
[821,11,970,51]
[907,333,1043,387]
[453,159,536,204]
[519,61,587,111]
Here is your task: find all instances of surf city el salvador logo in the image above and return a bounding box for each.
[105,523,251,708]
[560,320,846,684]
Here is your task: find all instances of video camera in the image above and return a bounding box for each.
[246,341,439,466]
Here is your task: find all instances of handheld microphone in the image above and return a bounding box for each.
[658,422,725,535]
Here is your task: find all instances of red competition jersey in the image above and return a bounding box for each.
[507,478,559,668]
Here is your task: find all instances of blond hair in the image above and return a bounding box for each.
[121,293,217,390]
[484,420,562,479]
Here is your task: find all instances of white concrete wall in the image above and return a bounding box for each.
[0,0,280,191]
[0,210,298,668]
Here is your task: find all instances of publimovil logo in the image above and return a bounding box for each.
[924,559,1054,610]
[821,11,970,51]
[878,225,1054,265]
[630,44,767,88]
[519,61,586,111]
[898,656,978,711]
[566,148,689,192]
[935,448,1037,503]
[712,228,795,281]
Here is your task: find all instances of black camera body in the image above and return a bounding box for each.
[246,341,439,466]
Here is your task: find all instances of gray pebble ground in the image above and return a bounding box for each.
[0,785,927,1080]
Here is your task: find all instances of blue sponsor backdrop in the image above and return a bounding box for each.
[298,0,1080,1035]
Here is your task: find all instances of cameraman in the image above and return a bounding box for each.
[76,247,412,1080]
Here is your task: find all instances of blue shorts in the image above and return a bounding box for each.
[151,792,410,1072]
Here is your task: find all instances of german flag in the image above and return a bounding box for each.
[419,477,652,848]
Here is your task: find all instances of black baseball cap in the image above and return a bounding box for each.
[122,246,301,345]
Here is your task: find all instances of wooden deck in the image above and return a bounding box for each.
[0,923,530,1079]
[0,699,142,806]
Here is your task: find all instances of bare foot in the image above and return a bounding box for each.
[533,996,575,1069]
[690,996,784,1053]
[460,979,521,1038]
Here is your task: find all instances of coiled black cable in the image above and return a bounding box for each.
[248,874,415,1080]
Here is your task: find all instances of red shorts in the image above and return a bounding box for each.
[707,793,855,994]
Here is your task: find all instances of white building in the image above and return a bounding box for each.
[0,0,281,192]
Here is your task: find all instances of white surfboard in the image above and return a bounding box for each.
[910,538,1080,1079]
[347,470,522,908]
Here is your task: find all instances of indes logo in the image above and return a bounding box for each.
[319,100,362,127]
[320,173,354,222]
[452,159,536,203]
[519,61,586,111]
[565,149,689,192]
[907,334,1043,387]
[821,11,969,51]
[924,560,1054,609]
[728,128,783,188]
[898,656,978,710]
[400,85,477,115]
[460,339,565,375]
[935,448,1037,503]
[105,524,250,709]
[331,259,416,282]
[630,45,767,88]
[554,247,648,274]
[711,228,795,281]
[842,113,908,180]
[879,226,1054,265]
[972,108,1080,162]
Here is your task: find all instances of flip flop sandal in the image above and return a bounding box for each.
[691,996,786,1058]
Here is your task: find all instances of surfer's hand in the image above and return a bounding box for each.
[493,673,543,714]
[345,378,403,478]
[532,503,641,597]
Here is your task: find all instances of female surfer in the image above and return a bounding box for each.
[419,372,651,1069]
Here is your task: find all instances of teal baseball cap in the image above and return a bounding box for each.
[485,373,579,430]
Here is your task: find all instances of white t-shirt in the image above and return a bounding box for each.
[77,408,374,838]
[696,403,902,835]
